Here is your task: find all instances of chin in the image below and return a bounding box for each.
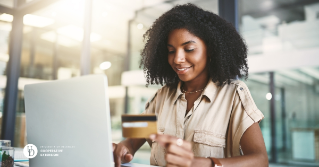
[177,75,194,82]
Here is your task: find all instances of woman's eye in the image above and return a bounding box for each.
[185,49,194,52]
[168,51,175,54]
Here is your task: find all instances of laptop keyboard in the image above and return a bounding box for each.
[14,148,28,161]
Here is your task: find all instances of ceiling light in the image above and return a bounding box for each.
[0,14,54,28]
[51,12,56,17]
[57,25,101,42]
[102,12,107,17]
[266,93,272,100]
[0,13,13,22]
[24,14,55,27]
[0,53,9,62]
[137,23,143,29]
[262,0,274,9]
[99,61,111,70]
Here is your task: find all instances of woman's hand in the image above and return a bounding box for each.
[150,134,194,167]
[112,142,133,167]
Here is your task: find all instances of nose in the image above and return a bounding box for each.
[173,50,185,64]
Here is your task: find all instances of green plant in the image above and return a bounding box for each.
[2,151,10,162]
[0,148,11,162]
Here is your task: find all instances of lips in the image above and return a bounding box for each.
[175,66,192,74]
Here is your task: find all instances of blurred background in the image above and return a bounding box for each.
[0,0,319,166]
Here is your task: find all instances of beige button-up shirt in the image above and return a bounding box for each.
[143,79,264,166]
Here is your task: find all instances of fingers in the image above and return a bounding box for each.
[150,134,192,150]
[166,164,179,167]
[112,143,116,151]
[123,153,133,162]
[166,143,194,167]
[112,143,120,167]
[166,143,194,159]
[113,150,122,167]
[113,143,133,167]
[112,143,121,167]
[150,134,174,147]
[166,153,193,167]
[150,134,194,167]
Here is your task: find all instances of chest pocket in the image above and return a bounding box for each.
[192,130,225,158]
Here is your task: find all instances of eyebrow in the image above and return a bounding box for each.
[167,40,196,47]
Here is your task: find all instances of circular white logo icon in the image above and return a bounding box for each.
[23,144,38,158]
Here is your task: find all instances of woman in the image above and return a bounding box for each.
[113,4,268,167]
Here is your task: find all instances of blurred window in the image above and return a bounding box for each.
[239,0,319,165]
[0,21,11,138]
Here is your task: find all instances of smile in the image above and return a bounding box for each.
[176,66,192,71]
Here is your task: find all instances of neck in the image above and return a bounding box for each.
[182,75,209,92]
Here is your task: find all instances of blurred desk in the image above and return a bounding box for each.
[291,128,319,161]
[14,162,159,167]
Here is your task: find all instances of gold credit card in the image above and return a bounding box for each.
[122,114,157,138]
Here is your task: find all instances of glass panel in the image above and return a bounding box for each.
[13,0,85,147]
[0,21,11,138]
[274,67,319,165]
[244,73,271,158]
[239,0,319,55]
[239,0,319,165]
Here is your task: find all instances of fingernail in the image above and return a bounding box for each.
[149,134,156,140]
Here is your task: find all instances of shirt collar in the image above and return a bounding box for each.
[202,79,218,102]
[173,81,184,103]
[173,79,218,103]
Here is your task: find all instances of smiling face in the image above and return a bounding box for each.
[167,28,209,83]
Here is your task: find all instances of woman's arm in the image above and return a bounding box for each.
[113,138,146,167]
[153,123,268,167]
[119,138,147,155]
[191,123,268,167]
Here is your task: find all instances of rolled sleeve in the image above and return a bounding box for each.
[228,81,264,156]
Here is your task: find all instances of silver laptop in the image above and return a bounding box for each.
[24,74,113,167]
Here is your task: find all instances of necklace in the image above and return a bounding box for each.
[182,87,205,94]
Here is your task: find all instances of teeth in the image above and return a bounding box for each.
[177,67,191,71]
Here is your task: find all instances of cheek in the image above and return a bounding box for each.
[199,50,208,67]
[168,55,174,66]
[193,53,207,69]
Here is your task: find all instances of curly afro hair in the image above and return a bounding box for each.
[140,3,248,87]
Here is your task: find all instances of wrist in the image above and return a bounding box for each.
[209,157,223,167]
[191,157,212,167]
[210,158,215,166]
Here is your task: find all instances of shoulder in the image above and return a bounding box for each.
[216,79,249,98]
[218,79,252,97]
[228,79,264,123]
[221,79,248,90]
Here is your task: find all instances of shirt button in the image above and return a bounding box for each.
[240,87,243,91]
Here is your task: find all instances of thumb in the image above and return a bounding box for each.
[112,143,116,152]
[123,153,133,162]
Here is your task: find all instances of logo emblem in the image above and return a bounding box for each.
[23,144,38,158]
